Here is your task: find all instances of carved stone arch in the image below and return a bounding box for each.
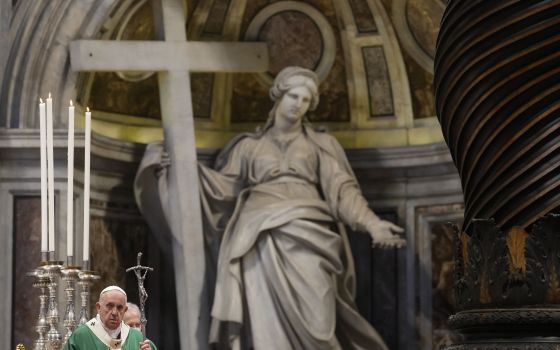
[391,0,445,74]
[0,0,120,129]
[334,0,414,130]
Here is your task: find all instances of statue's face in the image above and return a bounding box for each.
[96,290,128,330]
[277,80,312,123]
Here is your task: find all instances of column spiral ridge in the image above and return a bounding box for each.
[434,0,560,233]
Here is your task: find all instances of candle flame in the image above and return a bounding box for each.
[70,100,73,106]
[48,92,51,98]
[40,98,44,103]
[86,107,90,112]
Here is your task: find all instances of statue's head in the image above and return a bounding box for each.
[264,67,320,128]
[269,66,320,111]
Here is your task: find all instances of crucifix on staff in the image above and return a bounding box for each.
[126,252,154,341]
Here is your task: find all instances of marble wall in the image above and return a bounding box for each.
[349,210,400,349]
[430,222,458,349]
[11,197,42,349]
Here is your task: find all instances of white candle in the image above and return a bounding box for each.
[39,98,48,254]
[83,107,91,263]
[46,93,55,254]
[67,100,75,258]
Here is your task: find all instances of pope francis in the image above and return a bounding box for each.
[63,286,156,350]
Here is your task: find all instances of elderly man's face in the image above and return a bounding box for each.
[96,290,127,330]
[124,309,141,329]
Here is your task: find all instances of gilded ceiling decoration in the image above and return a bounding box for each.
[80,0,161,120]
[76,0,446,148]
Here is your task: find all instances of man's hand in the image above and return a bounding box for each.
[139,340,152,350]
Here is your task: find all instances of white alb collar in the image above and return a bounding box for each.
[96,314,122,338]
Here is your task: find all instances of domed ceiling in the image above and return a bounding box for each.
[76,0,444,148]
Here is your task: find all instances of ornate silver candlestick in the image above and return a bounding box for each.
[27,266,49,350]
[42,261,63,350]
[61,259,81,344]
[77,267,100,325]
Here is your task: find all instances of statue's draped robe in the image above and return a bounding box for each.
[135,125,389,350]
[63,319,157,350]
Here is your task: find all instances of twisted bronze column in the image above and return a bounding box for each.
[434,0,560,348]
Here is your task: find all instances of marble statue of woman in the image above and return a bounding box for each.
[135,66,405,350]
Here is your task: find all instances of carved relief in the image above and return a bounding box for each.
[452,217,555,311]
[531,214,560,303]
[452,225,472,309]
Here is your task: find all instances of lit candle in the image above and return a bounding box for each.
[46,93,55,255]
[67,100,75,258]
[39,98,48,254]
[83,107,91,263]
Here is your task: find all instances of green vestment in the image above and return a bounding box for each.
[63,321,157,350]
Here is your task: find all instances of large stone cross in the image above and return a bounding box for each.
[69,1,268,349]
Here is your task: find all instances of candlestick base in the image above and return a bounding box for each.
[61,264,81,344]
[77,270,100,325]
[27,267,49,350]
[42,261,63,350]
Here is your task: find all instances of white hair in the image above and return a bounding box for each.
[126,302,141,315]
